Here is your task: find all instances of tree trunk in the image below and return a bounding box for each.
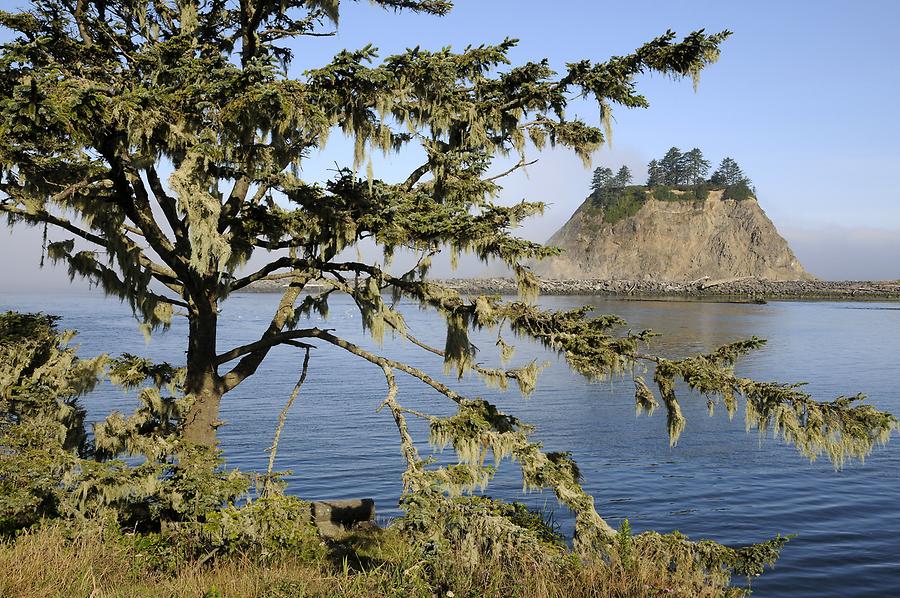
[182,292,224,447]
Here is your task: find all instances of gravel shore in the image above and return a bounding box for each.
[437,277,900,300]
[244,277,900,301]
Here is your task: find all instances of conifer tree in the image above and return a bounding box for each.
[590,166,614,195]
[1,1,733,447]
[613,165,632,188]
[645,159,663,186]
[1,1,895,562]
[682,147,710,185]
[659,146,684,185]
[711,156,750,186]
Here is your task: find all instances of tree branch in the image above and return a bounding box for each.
[97,138,188,280]
[0,203,183,293]
[229,256,298,291]
[260,28,337,42]
[144,165,185,238]
[378,365,423,484]
[221,270,314,391]
[485,158,539,182]
[74,0,94,47]
[264,345,311,494]
[219,176,251,233]
[403,163,430,190]
[219,326,465,403]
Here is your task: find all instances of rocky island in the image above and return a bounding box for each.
[533,151,810,281]
[245,151,900,301]
[533,189,810,281]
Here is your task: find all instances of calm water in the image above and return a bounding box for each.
[2,290,899,597]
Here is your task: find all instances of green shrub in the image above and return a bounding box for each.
[651,185,678,201]
[200,495,325,562]
[723,182,754,200]
[590,186,648,224]
[650,184,710,202]
[1,312,249,536]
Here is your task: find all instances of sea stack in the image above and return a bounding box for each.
[533,188,811,282]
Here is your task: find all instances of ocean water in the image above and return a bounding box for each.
[2,290,899,597]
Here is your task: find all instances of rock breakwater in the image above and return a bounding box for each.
[436,277,900,300]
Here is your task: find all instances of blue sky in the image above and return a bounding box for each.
[297,0,900,229]
[2,0,899,283]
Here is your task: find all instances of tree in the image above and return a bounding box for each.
[1,0,895,566]
[6,0,733,448]
[682,148,710,185]
[659,146,684,185]
[590,166,614,195]
[645,159,663,186]
[613,165,632,188]
[710,156,750,186]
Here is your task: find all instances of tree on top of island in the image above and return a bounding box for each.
[591,149,756,222]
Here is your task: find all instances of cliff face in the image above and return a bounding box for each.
[534,189,812,281]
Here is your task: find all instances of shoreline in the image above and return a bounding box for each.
[243,277,900,301]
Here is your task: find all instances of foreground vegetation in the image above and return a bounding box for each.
[1,520,774,598]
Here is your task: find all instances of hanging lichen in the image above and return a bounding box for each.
[634,376,659,416]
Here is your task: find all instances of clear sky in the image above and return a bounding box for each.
[2,0,899,287]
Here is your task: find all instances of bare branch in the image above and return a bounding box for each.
[74,0,94,47]
[485,158,539,182]
[378,365,423,482]
[264,346,311,494]
[311,330,465,404]
[260,28,337,41]
[229,256,297,291]
[218,326,464,403]
[249,184,270,207]
[219,176,251,233]
[216,326,319,365]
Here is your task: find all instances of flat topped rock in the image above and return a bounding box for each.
[533,191,812,281]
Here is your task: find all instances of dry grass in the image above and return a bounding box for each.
[0,524,739,598]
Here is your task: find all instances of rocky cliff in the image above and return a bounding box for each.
[533,189,811,281]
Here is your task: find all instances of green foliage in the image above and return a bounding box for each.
[646,149,751,194]
[0,312,104,534]
[682,147,711,185]
[590,186,648,224]
[590,166,614,194]
[650,184,710,202]
[398,493,567,570]
[660,147,685,185]
[616,519,634,570]
[711,156,752,187]
[0,519,785,597]
[614,165,633,188]
[200,495,325,562]
[722,182,755,200]
[651,186,678,201]
[0,312,248,536]
[633,530,791,583]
